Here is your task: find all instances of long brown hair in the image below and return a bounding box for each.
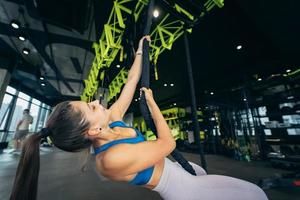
[10,101,92,200]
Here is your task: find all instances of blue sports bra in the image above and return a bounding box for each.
[94,121,154,185]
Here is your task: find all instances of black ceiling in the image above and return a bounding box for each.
[0,0,299,110]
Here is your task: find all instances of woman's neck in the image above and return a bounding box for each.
[92,128,120,148]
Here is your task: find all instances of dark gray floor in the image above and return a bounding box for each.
[0,148,299,200]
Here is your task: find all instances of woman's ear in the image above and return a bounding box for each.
[86,128,101,138]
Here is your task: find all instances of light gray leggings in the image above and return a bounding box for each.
[153,158,268,200]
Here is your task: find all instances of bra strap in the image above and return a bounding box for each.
[109,121,128,128]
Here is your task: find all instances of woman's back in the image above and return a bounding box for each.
[94,121,165,188]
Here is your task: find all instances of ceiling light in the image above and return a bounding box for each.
[258,78,262,81]
[210,92,214,95]
[153,9,159,18]
[243,98,247,101]
[22,48,30,55]
[18,35,26,41]
[236,45,242,50]
[287,96,294,100]
[41,83,45,86]
[164,83,167,87]
[116,64,120,68]
[170,83,174,86]
[286,69,291,73]
[40,76,44,80]
[11,20,20,29]
[135,99,138,102]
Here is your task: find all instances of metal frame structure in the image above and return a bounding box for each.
[81,0,148,102]
[81,0,224,102]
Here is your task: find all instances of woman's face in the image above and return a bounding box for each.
[71,100,111,130]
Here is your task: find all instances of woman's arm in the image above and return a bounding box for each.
[100,88,176,176]
[110,36,151,119]
[140,87,175,143]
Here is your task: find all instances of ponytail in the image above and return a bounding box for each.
[10,133,42,200]
[9,101,93,199]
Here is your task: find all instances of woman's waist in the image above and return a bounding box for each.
[144,158,165,188]
[152,157,193,193]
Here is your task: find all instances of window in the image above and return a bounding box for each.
[37,108,47,131]
[258,106,267,116]
[236,130,243,136]
[32,98,41,106]
[264,129,272,136]
[251,127,255,136]
[282,115,300,124]
[36,104,51,131]
[0,94,14,141]
[0,94,13,130]
[287,129,300,135]
[0,86,52,148]
[6,86,16,95]
[18,92,30,101]
[29,103,40,132]
[260,117,270,125]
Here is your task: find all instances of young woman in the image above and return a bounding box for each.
[10,36,268,200]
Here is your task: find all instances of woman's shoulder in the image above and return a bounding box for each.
[95,143,131,168]
[95,151,137,182]
[95,144,133,177]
